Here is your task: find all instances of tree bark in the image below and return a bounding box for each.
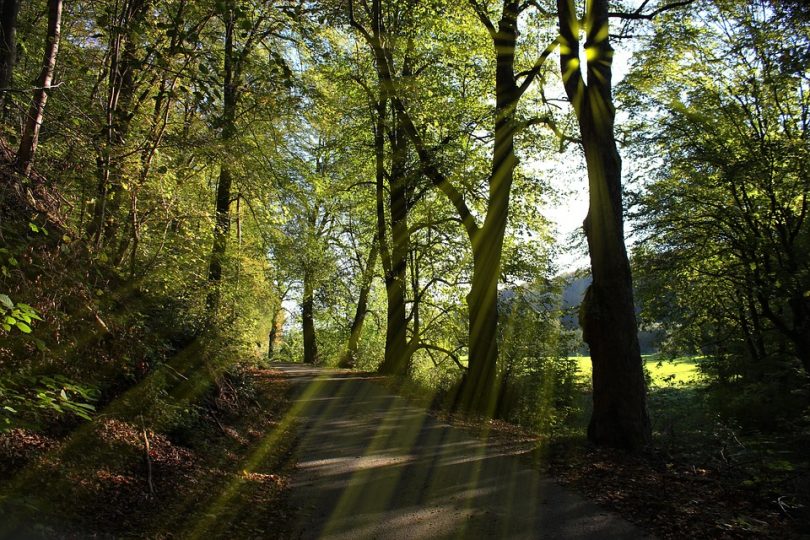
[268,305,284,360]
[340,237,379,368]
[206,5,237,312]
[16,0,62,176]
[558,0,651,450]
[378,111,412,376]
[0,0,20,119]
[302,269,318,364]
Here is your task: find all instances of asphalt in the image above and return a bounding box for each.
[275,363,649,540]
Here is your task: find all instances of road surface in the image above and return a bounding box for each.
[276,363,647,540]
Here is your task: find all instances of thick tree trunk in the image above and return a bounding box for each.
[458,241,502,413]
[302,270,318,364]
[268,306,284,360]
[0,0,20,118]
[340,237,378,368]
[558,0,651,450]
[378,118,411,376]
[789,295,810,374]
[456,3,519,414]
[206,6,237,312]
[16,0,62,176]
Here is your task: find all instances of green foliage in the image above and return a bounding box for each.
[496,286,578,431]
[0,374,99,430]
[624,0,810,424]
[0,294,42,334]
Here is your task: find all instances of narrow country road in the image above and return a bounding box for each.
[275,363,648,540]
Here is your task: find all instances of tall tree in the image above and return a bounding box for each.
[206,0,286,311]
[0,0,20,118]
[346,1,420,376]
[16,0,62,176]
[628,0,810,380]
[206,0,238,311]
[87,0,157,248]
[352,0,557,411]
[556,0,650,450]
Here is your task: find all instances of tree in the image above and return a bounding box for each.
[626,0,810,383]
[0,0,20,118]
[86,0,160,249]
[350,0,559,412]
[556,0,651,450]
[340,235,378,368]
[206,0,292,312]
[16,0,62,176]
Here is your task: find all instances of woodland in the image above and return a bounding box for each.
[0,0,808,537]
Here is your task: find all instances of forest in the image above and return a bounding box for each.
[0,0,808,537]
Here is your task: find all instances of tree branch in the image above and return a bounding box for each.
[521,115,581,150]
[468,0,496,37]
[516,37,559,98]
[391,96,481,242]
[608,0,694,20]
[415,342,467,371]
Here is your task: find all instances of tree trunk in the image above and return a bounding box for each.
[88,0,150,248]
[378,115,411,376]
[455,2,520,414]
[558,0,651,450]
[302,269,318,364]
[457,240,502,413]
[268,305,284,360]
[0,0,20,119]
[340,237,378,368]
[16,0,62,176]
[206,6,237,312]
[789,294,810,374]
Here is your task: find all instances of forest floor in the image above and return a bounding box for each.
[0,366,297,539]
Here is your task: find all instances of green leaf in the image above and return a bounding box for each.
[60,389,68,400]
[28,222,39,233]
[0,294,12,309]
[15,321,31,334]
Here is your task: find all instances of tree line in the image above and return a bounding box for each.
[1,0,807,451]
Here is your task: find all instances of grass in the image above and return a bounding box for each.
[571,354,703,387]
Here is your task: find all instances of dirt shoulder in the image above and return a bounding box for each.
[0,367,296,539]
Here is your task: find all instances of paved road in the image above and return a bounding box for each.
[276,363,647,540]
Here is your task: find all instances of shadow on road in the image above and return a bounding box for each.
[274,363,646,540]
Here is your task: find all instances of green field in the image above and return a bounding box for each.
[572,355,702,387]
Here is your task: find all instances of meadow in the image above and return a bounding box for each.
[572,355,702,387]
